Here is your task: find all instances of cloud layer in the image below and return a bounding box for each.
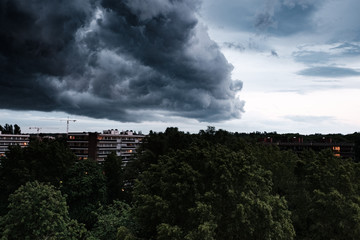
[298,66,360,78]
[0,0,243,122]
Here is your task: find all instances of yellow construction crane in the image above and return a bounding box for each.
[60,117,77,134]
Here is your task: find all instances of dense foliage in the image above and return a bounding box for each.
[0,138,77,215]
[1,127,360,239]
[132,144,295,239]
[0,124,21,134]
[61,158,107,229]
[0,181,87,239]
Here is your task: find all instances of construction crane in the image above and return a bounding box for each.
[29,127,42,134]
[29,127,59,134]
[60,117,77,134]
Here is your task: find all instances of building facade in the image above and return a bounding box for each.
[68,130,145,164]
[67,132,98,160]
[259,137,355,160]
[0,131,30,158]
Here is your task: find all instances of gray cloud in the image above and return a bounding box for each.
[0,0,244,122]
[330,42,360,56]
[293,42,360,65]
[297,66,360,78]
[271,50,279,57]
[223,42,245,51]
[202,0,360,44]
[222,38,270,53]
[254,0,322,35]
[293,51,332,64]
[202,0,337,37]
[203,0,322,36]
[284,115,334,123]
[255,12,276,31]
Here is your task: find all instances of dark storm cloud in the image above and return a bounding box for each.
[297,67,360,78]
[0,0,244,122]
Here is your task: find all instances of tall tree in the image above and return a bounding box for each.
[287,149,360,239]
[0,181,87,239]
[250,144,298,196]
[104,152,125,202]
[0,124,13,134]
[307,189,360,240]
[132,145,295,239]
[0,138,77,213]
[91,201,135,240]
[13,124,21,134]
[61,159,107,229]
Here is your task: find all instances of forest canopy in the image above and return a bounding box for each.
[1,127,360,239]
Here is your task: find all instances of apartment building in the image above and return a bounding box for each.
[0,131,30,157]
[68,129,145,164]
[67,132,98,160]
[259,137,355,160]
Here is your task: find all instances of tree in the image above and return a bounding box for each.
[307,189,360,240]
[0,139,77,214]
[0,181,87,239]
[132,145,295,239]
[0,124,21,134]
[242,145,360,239]
[13,124,21,134]
[61,159,107,229]
[117,226,137,240]
[104,152,125,202]
[156,223,184,240]
[287,149,360,239]
[250,144,298,196]
[123,127,195,195]
[91,201,135,240]
[0,139,77,189]
[1,124,13,134]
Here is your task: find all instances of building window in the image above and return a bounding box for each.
[332,146,340,152]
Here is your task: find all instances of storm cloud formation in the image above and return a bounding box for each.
[0,0,244,122]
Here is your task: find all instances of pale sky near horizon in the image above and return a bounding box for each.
[1,0,359,135]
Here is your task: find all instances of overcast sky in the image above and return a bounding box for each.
[1,0,359,134]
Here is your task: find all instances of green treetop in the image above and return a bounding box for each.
[0,181,87,240]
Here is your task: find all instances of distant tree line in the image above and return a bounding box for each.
[1,126,360,239]
[0,124,21,134]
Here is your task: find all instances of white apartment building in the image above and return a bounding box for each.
[0,131,30,157]
[68,129,145,164]
[97,129,144,163]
